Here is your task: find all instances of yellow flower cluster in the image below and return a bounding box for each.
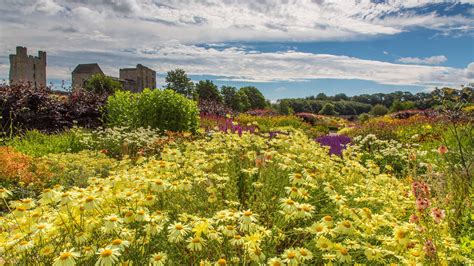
[0,131,469,265]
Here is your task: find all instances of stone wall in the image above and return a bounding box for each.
[119,64,156,92]
[9,46,47,87]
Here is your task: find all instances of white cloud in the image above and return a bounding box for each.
[9,43,468,88]
[397,55,448,65]
[1,0,473,46]
[0,0,472,88]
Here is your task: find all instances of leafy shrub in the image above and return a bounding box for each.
[198,99,231,116]
[0,147,52,201]
[235,114,309,133]
[106,89,199,132]
[6,129,85,157]
[370,104,389,116]
[84,74,122,94]
[358,113,370,122]
[0,147,41,185]
[0,83,107,134]
[319,102,337,115]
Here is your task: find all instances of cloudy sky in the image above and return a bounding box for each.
[0,0,473,100]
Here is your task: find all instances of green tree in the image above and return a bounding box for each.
[196,80,222,103]
[236,90,250,112]
[85,74,122,94]
[334,93,349,101]
[370,104,389,116]
[315,93,328,100]
[278,100,294,115]
[390,100,415,113]
[319,102,337,115]
[165,69,195,98]
[240,86,266,110]
[221,86,251,112]
[221,86,238,109]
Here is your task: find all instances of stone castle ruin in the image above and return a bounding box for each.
[71,63,156,92]
[119,64,156,92]
[8,46,156,92]
[72,63,104,89]
[9,46,47,88]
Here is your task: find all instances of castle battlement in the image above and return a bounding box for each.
[9,46,47,87]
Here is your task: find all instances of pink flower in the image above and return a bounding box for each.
[438,145,448,155]
[416,198,431,212]
[409,214,420,224]
[412,181,430,198]
[423,239,437,258]
[430,208,445,224]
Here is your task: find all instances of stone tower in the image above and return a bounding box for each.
[9,46,47,87]
[120,64,156,92]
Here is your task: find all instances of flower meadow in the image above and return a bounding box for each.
[0,129,471,265]
[0,84,473,265]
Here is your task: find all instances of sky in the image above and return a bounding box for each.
[0,0,473,101]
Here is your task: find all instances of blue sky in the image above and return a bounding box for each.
[0,0,473,101]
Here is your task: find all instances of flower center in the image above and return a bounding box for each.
[60,252,72,260]
[85,196,94,203]
[287,251,296,259]
[340,248,348,255]
[343,221,351,228]
[100,249,113,257]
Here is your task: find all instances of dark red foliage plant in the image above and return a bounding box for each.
[0,82,107,134]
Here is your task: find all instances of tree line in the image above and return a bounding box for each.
[276,86,474,116]
[165,69,267,112]
[82,68,473,116]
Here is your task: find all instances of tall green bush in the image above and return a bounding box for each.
[106,89,199,132]
[370,104,389,116]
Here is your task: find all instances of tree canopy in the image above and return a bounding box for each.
[165,69,195,98]
[240,86,267,110]
[85,74,122,94]
[196,80,222,103]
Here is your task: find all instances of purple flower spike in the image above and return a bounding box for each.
[315,134,352,156]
